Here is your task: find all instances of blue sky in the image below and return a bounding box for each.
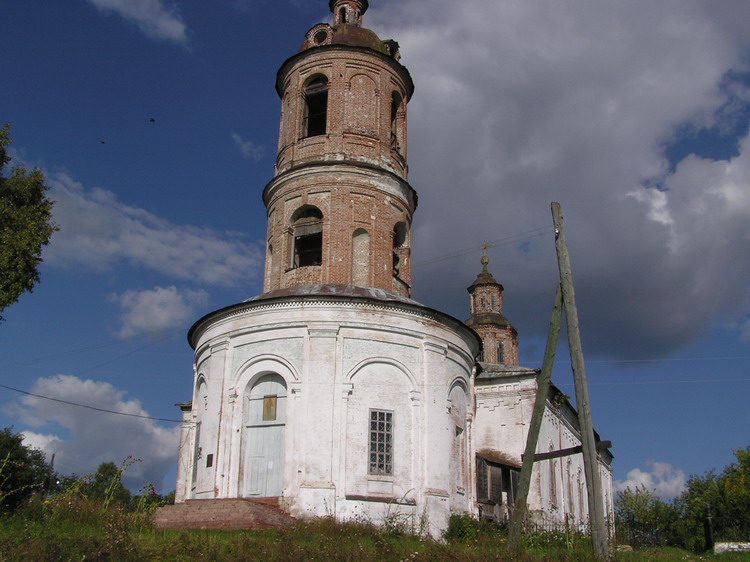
[2,0,749,496]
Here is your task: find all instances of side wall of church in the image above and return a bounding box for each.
[473,374,614,530]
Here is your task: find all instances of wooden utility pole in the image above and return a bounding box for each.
[552,202,609,560]
[508,284,562,553]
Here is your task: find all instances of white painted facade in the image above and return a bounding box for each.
[176,287,480,536]
[473,365,614,530]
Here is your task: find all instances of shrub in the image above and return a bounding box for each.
[0,428,51,512]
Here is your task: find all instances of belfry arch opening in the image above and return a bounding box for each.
[291,205,324,268]
[303,76,328,138]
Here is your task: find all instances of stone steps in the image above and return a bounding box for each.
[152,497,295,531]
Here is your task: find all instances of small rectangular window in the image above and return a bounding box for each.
[369,409,393,475]
[206,454,213,468]
[263,395,277,421]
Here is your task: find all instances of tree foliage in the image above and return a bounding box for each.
[673,446,750,550]
[0,124,58,321]
[82,461,133,507]
[0,427,52,512]
[616,446,750,553]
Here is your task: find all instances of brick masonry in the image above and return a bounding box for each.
[152,498,295,531]
[262,32,416,297]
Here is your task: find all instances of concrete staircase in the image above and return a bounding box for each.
[152,498,295,531]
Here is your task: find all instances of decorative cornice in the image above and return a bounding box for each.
[188,289,481,355]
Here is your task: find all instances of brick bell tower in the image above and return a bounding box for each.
[174,1,481,537]
[263,0,416,297]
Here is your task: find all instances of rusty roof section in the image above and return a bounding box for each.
[245,284,421,305]
[328,24,388,54]
[465,311,517,331]
[477,449,522,468]
[475,363,539,379]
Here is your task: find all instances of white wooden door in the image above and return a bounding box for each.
[243,374,287,497]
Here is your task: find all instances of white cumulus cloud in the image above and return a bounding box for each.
[231,132,265,162]
[44,172,264,287]
[85,0,188,44]
[12,375,180,491]
[615,461,687,500]
[111,286,209,339]
[367,0,750,358]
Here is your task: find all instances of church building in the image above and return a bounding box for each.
[169,0,613,537]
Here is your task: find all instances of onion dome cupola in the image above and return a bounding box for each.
[263,0,417,298]
[466,247,519,366]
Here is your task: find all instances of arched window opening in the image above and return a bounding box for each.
[191,378,208,494]
[291,206,323,268]
[266,243,274,287]
[567,459,575,517]
[303,76,328,138]
[391,92,403,151]
[549,444,558,507]
[352,228,370,286]
[497,341,505,364]
[392,222,408,277]
[577,468,585,519]
[339,7,347,24]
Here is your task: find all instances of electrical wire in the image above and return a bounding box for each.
[0,383,182,423]
[414,225,554,267]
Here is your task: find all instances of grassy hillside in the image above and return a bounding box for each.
[1,496,749,561]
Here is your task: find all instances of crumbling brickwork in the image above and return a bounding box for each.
[263,23,417,296]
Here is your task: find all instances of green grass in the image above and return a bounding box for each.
[1,498,749,561]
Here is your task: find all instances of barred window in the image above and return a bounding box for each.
[369,410,393,475]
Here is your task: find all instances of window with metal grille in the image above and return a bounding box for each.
[369,409,393,475]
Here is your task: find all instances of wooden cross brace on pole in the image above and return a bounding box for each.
[508,202,610,561]
[523,441,613,463]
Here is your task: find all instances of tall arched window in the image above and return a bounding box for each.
[391,92,403,151]
[291,205,324,268]
[549,443,558,507]
[192,378,209,495]
[266,243,274,287]
[303,76,328,138]
[393,222,408,277]
[352,228,370,286]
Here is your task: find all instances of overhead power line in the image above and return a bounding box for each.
[0,383,182,424]
[414,226,554,267]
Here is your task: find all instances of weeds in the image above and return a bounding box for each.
[0,492,744,560]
